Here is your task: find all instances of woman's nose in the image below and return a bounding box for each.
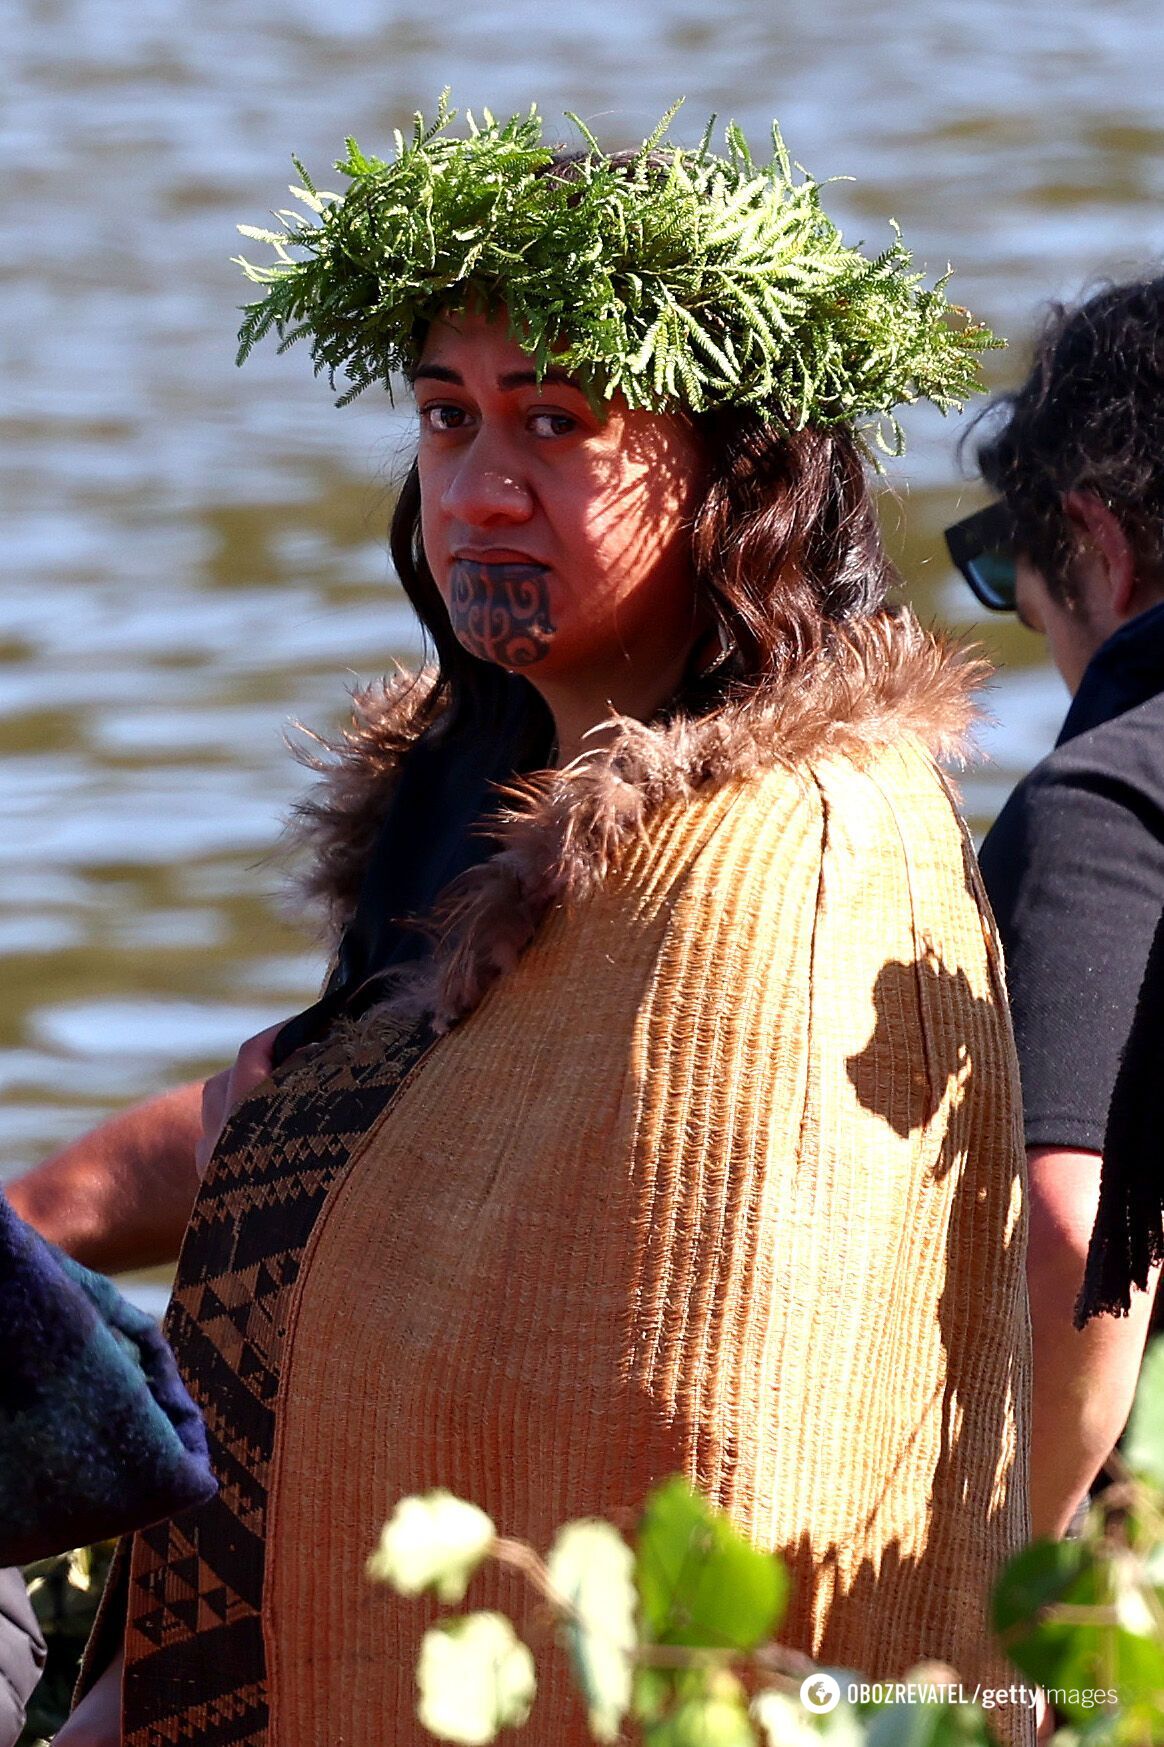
[441,435,534,526]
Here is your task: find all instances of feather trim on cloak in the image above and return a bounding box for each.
[289,610,988,1033]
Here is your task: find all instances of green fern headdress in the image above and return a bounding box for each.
[235,95,998,445]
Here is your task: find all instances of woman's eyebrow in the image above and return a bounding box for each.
[411,364,463,385]
[412,363,582,392]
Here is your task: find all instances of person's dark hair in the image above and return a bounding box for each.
[972,273,1164,605]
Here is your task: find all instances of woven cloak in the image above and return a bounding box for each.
[92,612,1031,1747]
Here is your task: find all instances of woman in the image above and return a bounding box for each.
[69,104,1030,1745]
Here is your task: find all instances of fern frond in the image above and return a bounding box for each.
[564,111,602,156]
[233,97,1000,438]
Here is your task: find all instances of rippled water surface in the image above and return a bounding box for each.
[3,0,1163,1272]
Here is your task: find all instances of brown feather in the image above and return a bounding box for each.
[285,666,442,936]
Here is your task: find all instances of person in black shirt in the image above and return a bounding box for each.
[947,274,1164,1538]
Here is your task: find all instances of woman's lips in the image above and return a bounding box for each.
[450,553,549,573]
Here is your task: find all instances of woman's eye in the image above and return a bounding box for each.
[529,411,577,438]
[420,404,470,432]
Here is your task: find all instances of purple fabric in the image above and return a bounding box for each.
[0,1193,216,1563]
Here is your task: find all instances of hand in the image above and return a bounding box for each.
[53,1650,123,1744]
[195,1022,285,1180]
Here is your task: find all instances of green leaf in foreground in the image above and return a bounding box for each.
[993,1538,1164,1729]
[637,1478,787,1650]
[862,1697,995,1747]
[546,1518,636,1742]
[753,1688,865,1746]
[993,1536,1097,1641]
[368,1490,495,1604]
[417,1612,536,1745]
[1124,1335,1164,1490]
[644,1670,757,1746]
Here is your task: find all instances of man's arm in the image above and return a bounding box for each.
[4,1084,204,1274]
[1027,1145,1162,1540]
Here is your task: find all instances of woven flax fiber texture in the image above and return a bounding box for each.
[266,749,1029,1747]
[107,617,1032,1747]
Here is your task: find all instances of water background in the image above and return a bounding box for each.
[3,0,1163,1292]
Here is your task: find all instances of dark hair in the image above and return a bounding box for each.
[972,274,1164,605]
[389,410,899,743]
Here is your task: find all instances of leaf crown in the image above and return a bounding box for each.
[234,94,1000,446]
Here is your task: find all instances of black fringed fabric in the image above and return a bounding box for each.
[1077,905,1164,1325]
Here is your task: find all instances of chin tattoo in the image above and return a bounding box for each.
[449,561,556,668]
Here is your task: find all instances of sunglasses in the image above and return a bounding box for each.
[943,501,1017,612]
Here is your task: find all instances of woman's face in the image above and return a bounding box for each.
[413,309,706,687]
